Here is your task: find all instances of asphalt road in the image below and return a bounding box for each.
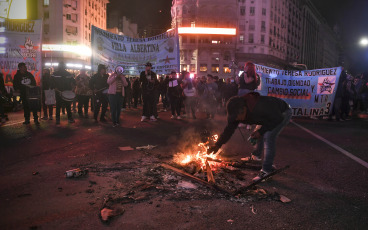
[0,106,367,229]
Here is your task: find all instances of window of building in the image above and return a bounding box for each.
[44,11,49,19]
[85,9,87,15]
[66,14,71,20]
[262,8,266,16]
[71,0,77,9]
[66,26,77,35]
[240,6,245,16]
[250,7,255,15]
[190,64,196,72]
[239,24,245,31]
[44,24,49,33]
[248,34,254,43]
[261,35,265,43]
[261,21,266,32]
[181,64,188,72]
[200,64,208,72]
[223,64,231,73]
[44,0,49,6]
[211,64,219,73]
[71,14,77,22]
[249,20,255,31]
[239,35,244,44]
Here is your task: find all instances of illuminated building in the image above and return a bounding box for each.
[38,0,109,70]
[171,0,238,78]
[172,0,340,77]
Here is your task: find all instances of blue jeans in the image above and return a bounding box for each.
[253,108,292,172]
[108,94,123,124]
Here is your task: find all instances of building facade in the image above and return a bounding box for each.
[172,0,340,78]
[171,0,238,78]
[39,0,109,70]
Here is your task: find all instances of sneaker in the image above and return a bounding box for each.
[170,115,175,119]
[42,117,48,120]
[112,123,118,127]
[150,116,157,121]
[68,119,75,123]
[23,120,30,125]
[241,154,262,162]
[252,170,272,182]
[141,116,148,122]
[177,116,182,120]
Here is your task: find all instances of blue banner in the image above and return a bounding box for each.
[91,26,180,75]
[255,65,342,116]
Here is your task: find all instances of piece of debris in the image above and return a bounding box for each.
[136,145,157,150]
[17,193,32,198]
[118,146,134,151]
[279,194,291,203]
[205,161,216,184]
[85,189,95,193]
[65,168,88,178]
[32,172,39,175]
[251,205,257,214]
[177,180,198,189]
[100,207,125,223]
[227,219,234,223]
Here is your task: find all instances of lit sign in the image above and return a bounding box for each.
[178,27,236,35]
[42,44,92,56]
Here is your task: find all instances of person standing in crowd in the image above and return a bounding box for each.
[181,71,197,119]
[196,75,207,117]
[75,69,91,118]
[89,64,109,123]
[208,93,292,182]
[341,74,355,120]
[237,62,260,97]
[107,66,128,127]
[0,73,8,124]
[140,62,158,121]
[52,62,76,125]
[132,77,140,108]
[122,77,132,110]
[13,63,39,125]
[41,68,54,120]
[158,76,169,111]
[223,77,238,104]
[328,68,347,121]
[203,74,218,119]
[167,71,182,119]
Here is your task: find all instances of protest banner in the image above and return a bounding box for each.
[0,19,42,87]
[255,64,342,116]
[91,26,180,75]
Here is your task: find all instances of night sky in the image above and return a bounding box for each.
[108,0,368,74]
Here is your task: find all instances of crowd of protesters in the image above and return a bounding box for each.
[1,61,368,126]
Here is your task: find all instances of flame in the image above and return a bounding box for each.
[173,134,224,171]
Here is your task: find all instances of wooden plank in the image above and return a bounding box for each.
[205,160,216,184]
[161,163,233,196]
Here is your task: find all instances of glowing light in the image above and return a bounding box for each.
[42,44,92,56]
[360,38,368,46]
[66,63,83,68]
[0,47,6,54]
[8,0,27,19]
[178,27,236,35]
[190,73,194,78]
[85,65,91,69]
[0,27,5,33]
[0,36,6,44]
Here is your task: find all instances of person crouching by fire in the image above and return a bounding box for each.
[208,92,292,182]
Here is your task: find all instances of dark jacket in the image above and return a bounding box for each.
[223,82,238,101]
[140,70,158,93]
[42,73,53,90]
[216,93,290,147]
[52,69,75,92]
[13,70,36,98]
[89,73,109,92]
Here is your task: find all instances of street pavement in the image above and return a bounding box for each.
[0,105,367,229]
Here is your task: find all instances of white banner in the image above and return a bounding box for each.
[0,19,43,86]
[91,26,180,75]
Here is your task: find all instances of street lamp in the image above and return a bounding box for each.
[359,38,368,46]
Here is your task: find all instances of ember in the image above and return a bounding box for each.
[173,134,225,171]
